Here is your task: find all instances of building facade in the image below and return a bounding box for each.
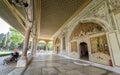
[53,0,120,72]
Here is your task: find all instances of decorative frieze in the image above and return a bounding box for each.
[70,22,104,40]
[71,41,77,52]
[110,0,120,14]
[84,3,107,21]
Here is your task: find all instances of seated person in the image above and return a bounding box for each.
[6,48,19,62]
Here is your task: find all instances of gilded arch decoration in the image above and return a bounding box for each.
[70,22,105,40]
[70,22,111,65]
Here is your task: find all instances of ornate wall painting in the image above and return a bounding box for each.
[90,35,111,65]
[71,41,77,52]
[70,22,104,40]
[63,37,66,50]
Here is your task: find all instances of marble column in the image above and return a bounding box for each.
[16,21,32,67]
[106,31,120,67]
[31,35,38,55]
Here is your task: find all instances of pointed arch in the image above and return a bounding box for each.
[55,38,60,45]
[54,37,61,54]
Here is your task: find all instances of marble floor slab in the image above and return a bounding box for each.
[23,53,120,75]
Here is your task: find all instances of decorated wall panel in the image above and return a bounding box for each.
[70,22,104,40]
[110,0,120,14]
[52,0,120,69]
[90,35,111,65]
[55,38,61,54]
[63,37,66,50]
[71,41,77,52]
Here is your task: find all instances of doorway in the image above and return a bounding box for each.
[80,42,89,60]
[57,46,60,54]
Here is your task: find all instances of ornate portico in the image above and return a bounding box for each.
[0,0,120,74]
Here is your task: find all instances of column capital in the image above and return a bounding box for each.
[25,20,32,29]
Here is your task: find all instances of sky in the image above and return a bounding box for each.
[0,18,10,34]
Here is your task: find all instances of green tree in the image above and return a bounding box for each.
[5,32,11,50]
[0,33,4,48]
[47,42,53,50]
[10,27,24,48]
[2,34,7,48]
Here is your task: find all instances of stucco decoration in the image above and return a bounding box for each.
[82,2,108,22]
[110,0,120,14]
[70,22,104,40]
[90,35,111,65]
[71,41,77,52]
[55,38,60,44]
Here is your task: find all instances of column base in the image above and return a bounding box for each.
[31,50,37,56]
[16,56,28,67]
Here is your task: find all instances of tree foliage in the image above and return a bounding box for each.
[2,34,7,47]
[10,27,24,47]
[47,42,53,50]
[0,33,4,48]
[0,27,24,50]
[0,32,11,49]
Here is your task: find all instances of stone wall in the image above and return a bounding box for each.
[53,0,120,68]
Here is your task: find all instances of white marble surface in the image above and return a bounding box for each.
[23,53,120,75]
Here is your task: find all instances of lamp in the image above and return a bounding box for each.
[12,0,28,7]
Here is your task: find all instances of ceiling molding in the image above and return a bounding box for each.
[3,0,26,31]
[34,0,41,39]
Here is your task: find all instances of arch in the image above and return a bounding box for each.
[55,38,60,45]
[69,18,111,41]
[39,40,46,44]
[78,18,109,31]
[54,38,61,54]
[69,19,112,65]
[79,42,89,60]
[38,40,46,50]
[70,21,106,40]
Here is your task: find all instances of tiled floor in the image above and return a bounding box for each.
[23,53,120,75]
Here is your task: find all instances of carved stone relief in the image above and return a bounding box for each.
[71,41,77,52]
[110,0,120,14]
[83,2,108,22]
[70,22,104,40]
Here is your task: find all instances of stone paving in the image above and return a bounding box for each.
[0,56,16,75]
[23,53,120,75]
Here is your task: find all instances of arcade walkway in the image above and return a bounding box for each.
[21,53,119,75]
